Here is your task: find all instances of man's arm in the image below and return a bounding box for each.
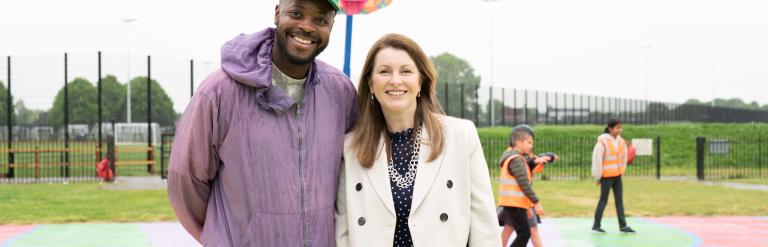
[167,92,221,242]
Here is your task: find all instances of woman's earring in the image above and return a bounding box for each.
[417,91,421,98]
[371,94,374,100]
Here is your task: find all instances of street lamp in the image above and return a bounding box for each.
[123,18,136,124]
[483,0,500,126]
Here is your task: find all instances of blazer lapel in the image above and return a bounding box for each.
[410,129,446,212]
[365,138,396,216]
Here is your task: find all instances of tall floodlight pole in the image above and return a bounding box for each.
[123,18,136,123]
[483,0,500,126]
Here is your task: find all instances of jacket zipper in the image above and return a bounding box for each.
[297,103,308,247]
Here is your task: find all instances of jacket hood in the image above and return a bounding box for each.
[221,27,280,90]
[220,27,319,113]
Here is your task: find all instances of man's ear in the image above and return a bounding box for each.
[274,5,280,26]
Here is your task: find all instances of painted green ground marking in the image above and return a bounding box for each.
[552,218,697,247]
[6,224,153,247]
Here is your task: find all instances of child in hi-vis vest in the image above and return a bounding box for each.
[591,118,636,234]
[497,125,553,247]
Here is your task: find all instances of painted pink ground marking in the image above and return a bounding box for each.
[649,217,768,247]
[0,225,37,243]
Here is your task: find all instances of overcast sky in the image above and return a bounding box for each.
[1,0,767,113]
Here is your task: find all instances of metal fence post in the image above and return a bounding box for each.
[523,90,528,124]
[501,88,506,126]
[656,135,661,180]
[107,132,115,182]
[161,134,166,179]
[98,51,103,161]
[190,59,194,97]
[488,86,493,127]
[544,92,549,124]
[460,83,465,119]
[444,82,449,116]
[6,56,13,178]
[147,56,154,174]
[696,137,705,180]
[475,85,480,126]
[64,53,70,178]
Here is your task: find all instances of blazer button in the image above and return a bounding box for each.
[358,217,366,226]
[355,183,363,191]
[446,180,453,189]
[440,213,448,222]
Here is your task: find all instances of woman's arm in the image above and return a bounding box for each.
[466,123,503,246]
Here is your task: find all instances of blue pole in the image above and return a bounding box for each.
[343,14,353,76]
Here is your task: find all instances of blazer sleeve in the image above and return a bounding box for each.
[466,123,503,247]
[335,159,349,247]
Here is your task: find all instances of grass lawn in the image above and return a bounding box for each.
[0,183,175,224]
[2,178,767,224]
[491,178,768,217]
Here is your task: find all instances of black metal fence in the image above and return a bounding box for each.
[0,52,215,182]
[696,137,767,180]
[483,136,661,181]
[435,83,768,127]
[0,139,102,183]
[160,134,174,179]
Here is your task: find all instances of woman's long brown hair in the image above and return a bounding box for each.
[350,33,445,168]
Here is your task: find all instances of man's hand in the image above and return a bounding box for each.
[534,203,544,216]
[595,179,601,186]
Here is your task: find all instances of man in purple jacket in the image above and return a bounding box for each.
[167,0,357,246]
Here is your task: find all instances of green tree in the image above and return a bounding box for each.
[431,53,481,119]
[0,81,8,125]
[14,99,43,125]
[128,77,176,126]
[684,99,703,105]
[101,75,127,122]
[48,78,98,126]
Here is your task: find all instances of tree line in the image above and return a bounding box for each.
[0,75,177,127]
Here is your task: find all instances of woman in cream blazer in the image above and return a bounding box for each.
[335,33,499,247]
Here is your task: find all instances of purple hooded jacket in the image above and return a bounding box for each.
[168,27,358,246]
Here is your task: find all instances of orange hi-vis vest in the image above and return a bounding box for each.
[498,154,533,208]
[599,136,626,178]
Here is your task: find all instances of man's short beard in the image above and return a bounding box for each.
[275,30,327,66]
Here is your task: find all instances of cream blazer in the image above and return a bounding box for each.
[335,116,500,247]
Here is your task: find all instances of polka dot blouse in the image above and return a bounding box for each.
[387,128,417,247]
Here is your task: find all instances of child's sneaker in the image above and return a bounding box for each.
[592,227,606,233]
[620,226,636,234]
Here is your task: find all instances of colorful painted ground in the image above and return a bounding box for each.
[1,217,766,247]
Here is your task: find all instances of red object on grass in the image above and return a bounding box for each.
[97,158,113,181]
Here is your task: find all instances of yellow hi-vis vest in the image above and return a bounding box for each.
[599,137,626,178]
[498,154,533,208]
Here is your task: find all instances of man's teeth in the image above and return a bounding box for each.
[292,36,313,45]
[386,91,406,96]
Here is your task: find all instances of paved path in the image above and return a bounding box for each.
[2,217,767,246]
